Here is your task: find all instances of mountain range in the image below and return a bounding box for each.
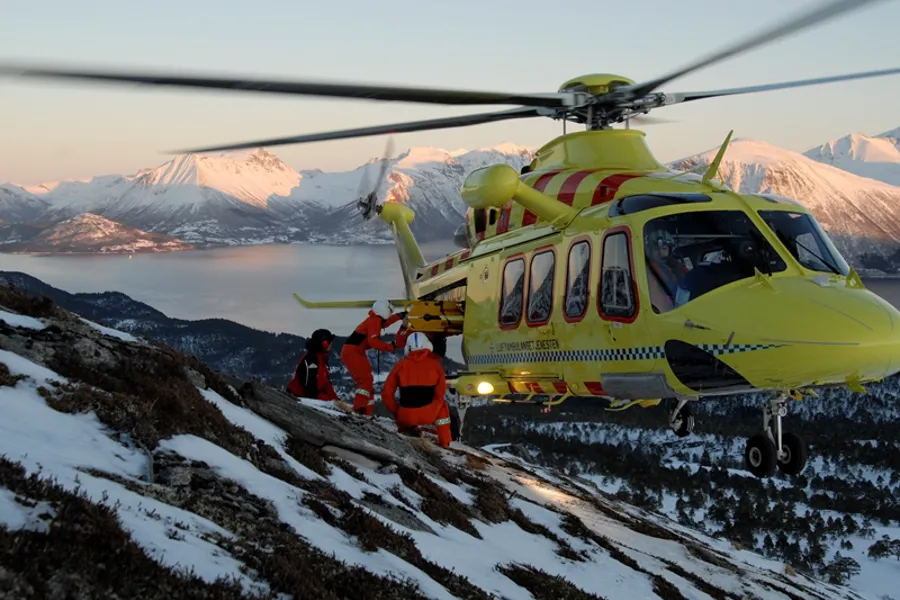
[2,129,900,270]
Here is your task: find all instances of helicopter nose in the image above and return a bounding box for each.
[676,278,900,390]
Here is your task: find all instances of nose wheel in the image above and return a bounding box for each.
[744,393,808,478]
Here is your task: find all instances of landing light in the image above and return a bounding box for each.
[477,381,494,395]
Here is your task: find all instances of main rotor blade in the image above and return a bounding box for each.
[617,0,891,101]
[169,107,547,154]
[0,62,575,108]
[672,66,900,103]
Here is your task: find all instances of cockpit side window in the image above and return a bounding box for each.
[758,210,850,277]
[643,210,786,312]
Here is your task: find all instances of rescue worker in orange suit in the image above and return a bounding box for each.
[380,332,452,449]
[341,299,406,415]
[286,328,340,401]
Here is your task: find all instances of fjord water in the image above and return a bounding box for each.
[0,242,457,337]
[2,242,900,344]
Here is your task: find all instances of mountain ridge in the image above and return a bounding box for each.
[3,130,900,269]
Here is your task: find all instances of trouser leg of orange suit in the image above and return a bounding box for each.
[343,351,375,415]
[397,401,452,448]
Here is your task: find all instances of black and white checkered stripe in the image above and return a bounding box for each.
[466,343,782,365]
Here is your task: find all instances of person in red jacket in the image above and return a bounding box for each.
[380,332,452,449]
[286,328,339,401]
[341,300,404,415]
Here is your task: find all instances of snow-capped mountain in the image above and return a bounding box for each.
[804,127,900,186]
[1,213,192,254]
[2,144,534,249]
[668,137,900,265]
[0,185,50,223]
[5,131,900,266]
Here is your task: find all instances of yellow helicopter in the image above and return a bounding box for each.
[4,0,900,479]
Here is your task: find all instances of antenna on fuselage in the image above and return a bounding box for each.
[702,129,734,185]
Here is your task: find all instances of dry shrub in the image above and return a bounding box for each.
[559,513,643,571]
[652,575,689,600]
[496,564,606,600]
[43,346,304,489]
[465,454,489,471]
[470,479,585,561]
[284,435,332,477]
[396,466,481,538]
[0,284,67,320]
[0,457,258,599]
[0,362,26,387]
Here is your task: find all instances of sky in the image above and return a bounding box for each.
[1,0,899,185]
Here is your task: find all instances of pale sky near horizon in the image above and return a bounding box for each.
[1,0,899,185]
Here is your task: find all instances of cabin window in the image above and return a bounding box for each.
[758,210,850,276]
[600,232,635,319]
[643,210,787,312]
[565,240,590,320]
[499,257,525,326]
[527,250,555,325]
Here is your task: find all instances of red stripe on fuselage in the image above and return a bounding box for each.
[591,174,641,206]
[523,170,563,226]
[556,170,596,206]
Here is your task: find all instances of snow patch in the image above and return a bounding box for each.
[0,309,46,330]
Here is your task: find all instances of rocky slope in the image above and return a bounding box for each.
[0,282,866,599]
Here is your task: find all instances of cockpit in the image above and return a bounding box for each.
[757,210,850,277]
[644,210,782,313]
[643,207,850,314]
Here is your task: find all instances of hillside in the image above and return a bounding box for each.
[1,213,193,254]
[668,137,900,266]
[0,282,864,599]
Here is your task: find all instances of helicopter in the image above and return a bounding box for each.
[3,0,900,479]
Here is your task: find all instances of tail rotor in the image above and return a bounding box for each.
[347,137,395,276]
[357,136,395,222]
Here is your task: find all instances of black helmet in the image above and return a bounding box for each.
[306,328,335,351]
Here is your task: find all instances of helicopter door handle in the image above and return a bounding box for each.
[603,323,617,342]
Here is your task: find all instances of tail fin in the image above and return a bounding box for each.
[379,202,426,299]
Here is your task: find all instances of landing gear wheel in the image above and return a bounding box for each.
[745,433,777,478]
[669,400,695,438]
[776,432,808,475]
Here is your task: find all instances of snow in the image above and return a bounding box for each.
[0,337,875,598]
[0,309,46,330]
[79,316,142,343]
[0,354,270,594]
[804,130,900,186]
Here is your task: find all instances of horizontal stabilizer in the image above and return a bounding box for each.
[293,293,409,309]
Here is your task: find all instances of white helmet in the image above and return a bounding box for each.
[405,332,433,355]
[372,299,393,319]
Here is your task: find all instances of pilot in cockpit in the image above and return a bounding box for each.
[645,228,689,312]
